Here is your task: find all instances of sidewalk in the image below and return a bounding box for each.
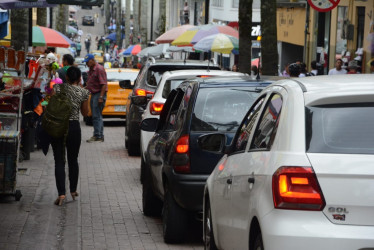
[0,120,203,249]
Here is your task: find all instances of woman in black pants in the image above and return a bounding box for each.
[51,67,89,205]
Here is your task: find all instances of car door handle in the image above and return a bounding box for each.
[248,177,255,184]
[227,179,232,185]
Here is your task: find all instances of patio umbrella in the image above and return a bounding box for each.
[172,24,239,46]
[193,33,238,54]
[155,24,195,44]
[106,32,125,41]
[167,46,194,53]
[32,26,75,48]
[122,44,142,56]
[67,25,78,34]
[137,44,170,58]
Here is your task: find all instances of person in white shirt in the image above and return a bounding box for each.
[328,59,347,75]
[309,60,318,76]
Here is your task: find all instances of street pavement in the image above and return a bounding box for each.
[0,120,203,250]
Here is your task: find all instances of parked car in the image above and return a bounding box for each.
[140,76,279,243]
[140,70,248,183]
[202,75,374,250]
[82,15,94,26]
[125,57,220,156]
[84,68,139,125]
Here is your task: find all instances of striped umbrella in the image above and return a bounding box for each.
[122,44,142,56]
[193,34,239,54]
[155,24,195,44]
[32,26,75,48]
[172,24,238,46]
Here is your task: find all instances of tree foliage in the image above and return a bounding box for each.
[238,0,253,74]
[37,8,47,27]
[11,9,28,50]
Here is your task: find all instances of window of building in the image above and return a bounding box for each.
[212,0,223,7]
[232,0,239,8]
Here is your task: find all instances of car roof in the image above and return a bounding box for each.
[160,69,247,80]
[198,75,284,87]
[272,74,374,106]
[148,58,220,66]
[105,68,140,73]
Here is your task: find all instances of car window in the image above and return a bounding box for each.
[250,94,283,150]
[162,79,186,99]
[106,71,138,81]
[306,103,374,154]
[233,97,265,153]
[164,91,184,131]
[191,87,260,132]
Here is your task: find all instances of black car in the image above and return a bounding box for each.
[82,15,94,26]
[125,58,220,156]
[140,76,278,243]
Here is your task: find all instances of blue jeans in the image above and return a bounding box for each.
[90,92,106,138]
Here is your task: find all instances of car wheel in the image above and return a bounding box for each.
[162,185,187,243]
[142,167,162,217]
[253,232,264,250]
[204,200,218,250]
[140,156,145,184]
[127,143,140,156]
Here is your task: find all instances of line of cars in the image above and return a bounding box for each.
[136,63,374,249]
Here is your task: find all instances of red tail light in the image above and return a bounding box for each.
[272,166,325,211]
[135,88,154,97]
[173,135,190,173]
[149,101,164,115]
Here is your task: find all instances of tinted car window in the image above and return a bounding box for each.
[165,91,184,131]
[191,87,259,132]
[306,103,374,154]
[233,97,265,152]
[251,94,283,150]
[162,79,185,98]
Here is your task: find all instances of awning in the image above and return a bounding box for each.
[0,0,56,10]
[0,10,9,39]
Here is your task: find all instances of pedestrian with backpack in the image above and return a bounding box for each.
[48,67,89,205]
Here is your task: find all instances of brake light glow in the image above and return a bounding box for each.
[173,135,190,173]
[135,88,154,96]
[150,102,164,115]
[272,166,325,211]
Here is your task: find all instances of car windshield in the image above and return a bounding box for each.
[191,87,261,132]
[162,79,185,99]
[306,103,374,154]
[106,71,139,82]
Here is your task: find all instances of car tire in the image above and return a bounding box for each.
[204,200,218,250]
[162,185,187,243]
[253,232,264,250]
[127,144,140,156]
[142,167,162,217]
[140,156,145,184]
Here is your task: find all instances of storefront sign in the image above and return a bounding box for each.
[277,7,306,46]
[307,0,340,13]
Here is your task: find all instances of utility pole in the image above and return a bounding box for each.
[125,0,131,47]
[105,0,110,32]
[116,0,122,49]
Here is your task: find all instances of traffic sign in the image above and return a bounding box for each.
[307,0,340,12]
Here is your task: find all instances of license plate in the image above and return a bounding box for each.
[114,105,126,112]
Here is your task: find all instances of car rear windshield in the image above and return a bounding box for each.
[146,65,220,87]
[191,87,261,132]
[306,103,374,154]
[162,79,185,99]
[106,71,139,82]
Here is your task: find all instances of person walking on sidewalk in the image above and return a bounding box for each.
[51,67,90,206]
[83,54,107,142]
[57,54,75,83]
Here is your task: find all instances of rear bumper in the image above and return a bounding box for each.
[168,172,209,212]
[261,210,374,250]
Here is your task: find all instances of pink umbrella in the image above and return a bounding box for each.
[155,24,195,44]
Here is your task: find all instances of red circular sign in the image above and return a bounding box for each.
[307,0,340,12]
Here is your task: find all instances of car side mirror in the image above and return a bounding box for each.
[198,133,226,153]
[140,118,159,132]
[119,80,133,89]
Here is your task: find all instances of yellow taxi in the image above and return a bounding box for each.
[84,68,139,125]
[92,50,104,64]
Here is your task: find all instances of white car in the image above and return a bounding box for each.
[202,74,374,250]
[139,69,248,183]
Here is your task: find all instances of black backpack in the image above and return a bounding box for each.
[42,84,72,138]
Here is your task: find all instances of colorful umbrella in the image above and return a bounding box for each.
[155,24,195,44]
[106,32,125,41]
[67,25,78,34]
[137,44,170,58]
[122,44,142,56]
[32,26,75,48]
[172,24,238,46]
[193,34,239,54]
